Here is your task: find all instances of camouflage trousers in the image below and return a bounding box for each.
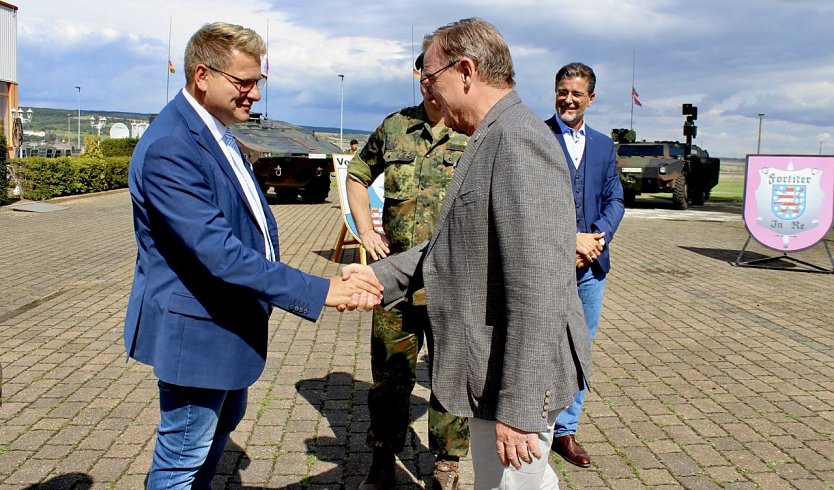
[367,303,470,457]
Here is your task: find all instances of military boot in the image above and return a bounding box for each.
[431,456,459,490]
[359,448,395,490]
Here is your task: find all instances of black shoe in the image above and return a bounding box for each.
[359,449,396,489]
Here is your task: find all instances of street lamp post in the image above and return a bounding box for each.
[10,107,33,158]
[90,116,107,137]
[756,113,765,154]
[338,74,344,151]
[75,86,82,151]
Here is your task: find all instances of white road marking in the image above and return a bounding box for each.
[624,208,741,222]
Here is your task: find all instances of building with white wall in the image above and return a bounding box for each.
[1,1,19,159]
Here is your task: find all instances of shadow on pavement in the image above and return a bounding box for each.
[293,371,430,487]
[312,247,362,264]
[22,472,93,489]
[681,246,831,273]
[678,246,783,265]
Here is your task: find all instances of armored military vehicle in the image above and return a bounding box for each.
[231,113,342,203]
[614,136,720,209]
[612,104,720,209]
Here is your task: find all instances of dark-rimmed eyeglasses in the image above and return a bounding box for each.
[419,59,459,94]
[206,65,266,93]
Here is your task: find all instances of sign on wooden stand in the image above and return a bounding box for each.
[330,154,384,264]
[736,154,834,272]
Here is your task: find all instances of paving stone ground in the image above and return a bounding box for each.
[0,188,832,489]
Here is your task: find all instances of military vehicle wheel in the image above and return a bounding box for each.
[623,189,637,207]
[672,172,689,210]
[255,174,269,195]
[302,183,330,204]
[689,185,705,206]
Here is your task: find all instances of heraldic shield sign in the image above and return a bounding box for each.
[738,155,834,272]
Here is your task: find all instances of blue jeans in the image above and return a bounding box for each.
[554,268,606,437]
[147,381,247,489]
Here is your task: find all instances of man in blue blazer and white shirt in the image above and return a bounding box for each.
[125,22,382,489]
[544,62,624,468]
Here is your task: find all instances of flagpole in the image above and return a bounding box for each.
[265,19,270,119]
[630,50,635,130]
[166,16,172,104]
[411,26,416,106]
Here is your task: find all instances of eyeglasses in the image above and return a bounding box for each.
[419,59,459,94]
[556,89,589,99]
[206,65,266,93]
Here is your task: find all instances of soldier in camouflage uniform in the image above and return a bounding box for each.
[346,54,470,490]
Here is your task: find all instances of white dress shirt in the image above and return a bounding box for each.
[554,114,586,169]
[182,89,275,261]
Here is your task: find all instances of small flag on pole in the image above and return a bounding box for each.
[632,87,642,107]
[168,60,175,74]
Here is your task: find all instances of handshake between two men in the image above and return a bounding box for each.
[326,263,384,312]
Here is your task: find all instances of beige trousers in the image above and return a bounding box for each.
[469,412,559,490]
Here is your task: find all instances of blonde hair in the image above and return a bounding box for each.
[423,18,514,89]
[184,22,266,86]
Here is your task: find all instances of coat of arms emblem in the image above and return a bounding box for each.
[748,160,831,250]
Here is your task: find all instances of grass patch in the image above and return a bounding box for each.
[644,171,745,203]
[709,172,745,202]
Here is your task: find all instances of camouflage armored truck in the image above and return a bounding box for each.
[231,113,342,203]
[612,129,720,210]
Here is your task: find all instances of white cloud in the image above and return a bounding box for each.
[13,0,834,158]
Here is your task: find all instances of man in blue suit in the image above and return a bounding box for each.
[125,22,382,489]
[544,62,624,468]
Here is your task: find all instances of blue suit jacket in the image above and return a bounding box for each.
[544,116,624,275]
[125,92,329,390]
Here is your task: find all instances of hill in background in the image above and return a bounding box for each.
[21,107,370,150]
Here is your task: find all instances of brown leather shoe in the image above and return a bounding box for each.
[359,450,395,489]
[551,434,591,468]
[431,459,459,490]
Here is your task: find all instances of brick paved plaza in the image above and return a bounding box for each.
[0,189,832,489]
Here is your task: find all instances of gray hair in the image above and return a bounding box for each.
[555,62,596,94]
[423,18,515,89]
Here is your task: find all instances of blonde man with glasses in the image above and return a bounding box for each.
[125,22,382,488]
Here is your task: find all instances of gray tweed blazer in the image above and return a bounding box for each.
[371,91,592,432]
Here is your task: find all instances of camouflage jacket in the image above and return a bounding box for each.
[347,104,469,253]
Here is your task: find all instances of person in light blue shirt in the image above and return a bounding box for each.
[544,61,625,468]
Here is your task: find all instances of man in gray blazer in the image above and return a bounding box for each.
[369,18,592,488]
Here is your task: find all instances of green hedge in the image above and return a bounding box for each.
[8,156,130,201]
[0,134,8,203]
[100,138,139,157]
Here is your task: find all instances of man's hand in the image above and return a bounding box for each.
[576,253,591,269]
[360,229,390,261]
[495,421,542,470]
[576,231,605,263]
[326,264,383,312]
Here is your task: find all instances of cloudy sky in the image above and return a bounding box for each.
[13,0,834,158]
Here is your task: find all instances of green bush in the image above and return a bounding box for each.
[83,135,104,158]
[0,134,8,203]
[100,138,139,157]
[8,155,130,201]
